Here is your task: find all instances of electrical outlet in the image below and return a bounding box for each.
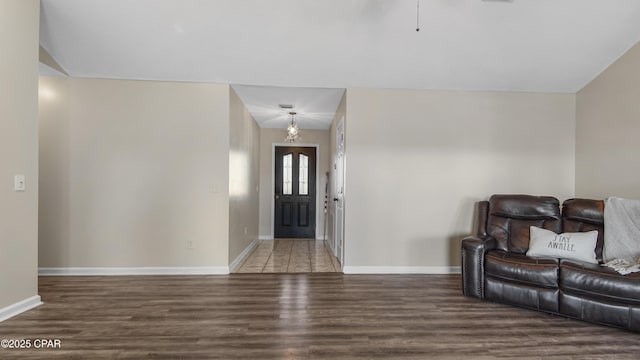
[244,227,248,235]
[187,240,195,249]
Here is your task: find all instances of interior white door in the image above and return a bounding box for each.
[334,117,345,265]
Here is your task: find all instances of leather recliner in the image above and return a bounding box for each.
[462,194,640,332]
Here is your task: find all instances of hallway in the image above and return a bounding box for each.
[235,239,341,273]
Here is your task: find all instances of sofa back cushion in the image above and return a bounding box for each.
[488,195,561,254]
[562,198,605,263]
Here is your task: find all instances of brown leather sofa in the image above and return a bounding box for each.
[461,194,640,332]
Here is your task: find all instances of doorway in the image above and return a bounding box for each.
[233,140,340,273]
[274,146,317,238]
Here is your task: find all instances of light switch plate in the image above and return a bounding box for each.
[14,174,25,191]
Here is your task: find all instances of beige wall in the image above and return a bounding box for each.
[344,88,576,270]
[39,78,231,268]
[38,77,70,268]
[258,128,331,239]
[229,88,260,263]
[0,0,40,310]
[576,42,640,199]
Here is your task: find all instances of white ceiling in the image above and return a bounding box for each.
[39,0,640,126]
[232,85,344,129]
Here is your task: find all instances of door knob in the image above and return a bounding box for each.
[333,198,339,202]
[275,195,280,199]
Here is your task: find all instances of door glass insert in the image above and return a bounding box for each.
[283,153,293,195]
[299,154,309,195]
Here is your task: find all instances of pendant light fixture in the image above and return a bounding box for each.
[416,0,420,31]
[285,111,301,143]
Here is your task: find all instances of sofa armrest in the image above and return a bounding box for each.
[461,235,496,299]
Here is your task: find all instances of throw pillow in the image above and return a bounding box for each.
[526,226,598,264]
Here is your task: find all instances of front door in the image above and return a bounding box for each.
[274,146,316,238]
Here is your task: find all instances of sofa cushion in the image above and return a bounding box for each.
[559,292,640,332]
[485,278,559,313]
[485,250,559,288]
[562,198,605,263]
[560,259,640,305]
[562,198,604,225]
[488,195,561,254]
[490,195,560,220]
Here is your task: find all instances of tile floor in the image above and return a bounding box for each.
[235,239,342,273]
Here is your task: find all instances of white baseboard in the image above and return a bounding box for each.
[0,295,42,322]
[342,266,461,275]
[259,236,327,241]
[229,238,260,273]
[38,267,230,276]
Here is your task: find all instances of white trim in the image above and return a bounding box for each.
[229,238,260,273]
[259,235,274,240]
[334,115,346,265]
[342,266,461,275]
[38,267,230,276]
[0,295,42,322]
[271,143,321,239]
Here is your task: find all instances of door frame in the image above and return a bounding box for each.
[333,116,346,265]
[271,143,320,240]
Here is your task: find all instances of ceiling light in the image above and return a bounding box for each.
[285,111,301,143]
[416,0,420,32]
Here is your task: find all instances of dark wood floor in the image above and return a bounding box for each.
[0,274,638,359]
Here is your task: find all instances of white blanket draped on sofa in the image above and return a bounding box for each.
[603,196,640,275]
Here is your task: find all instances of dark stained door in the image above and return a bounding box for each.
[274,146,316,238]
